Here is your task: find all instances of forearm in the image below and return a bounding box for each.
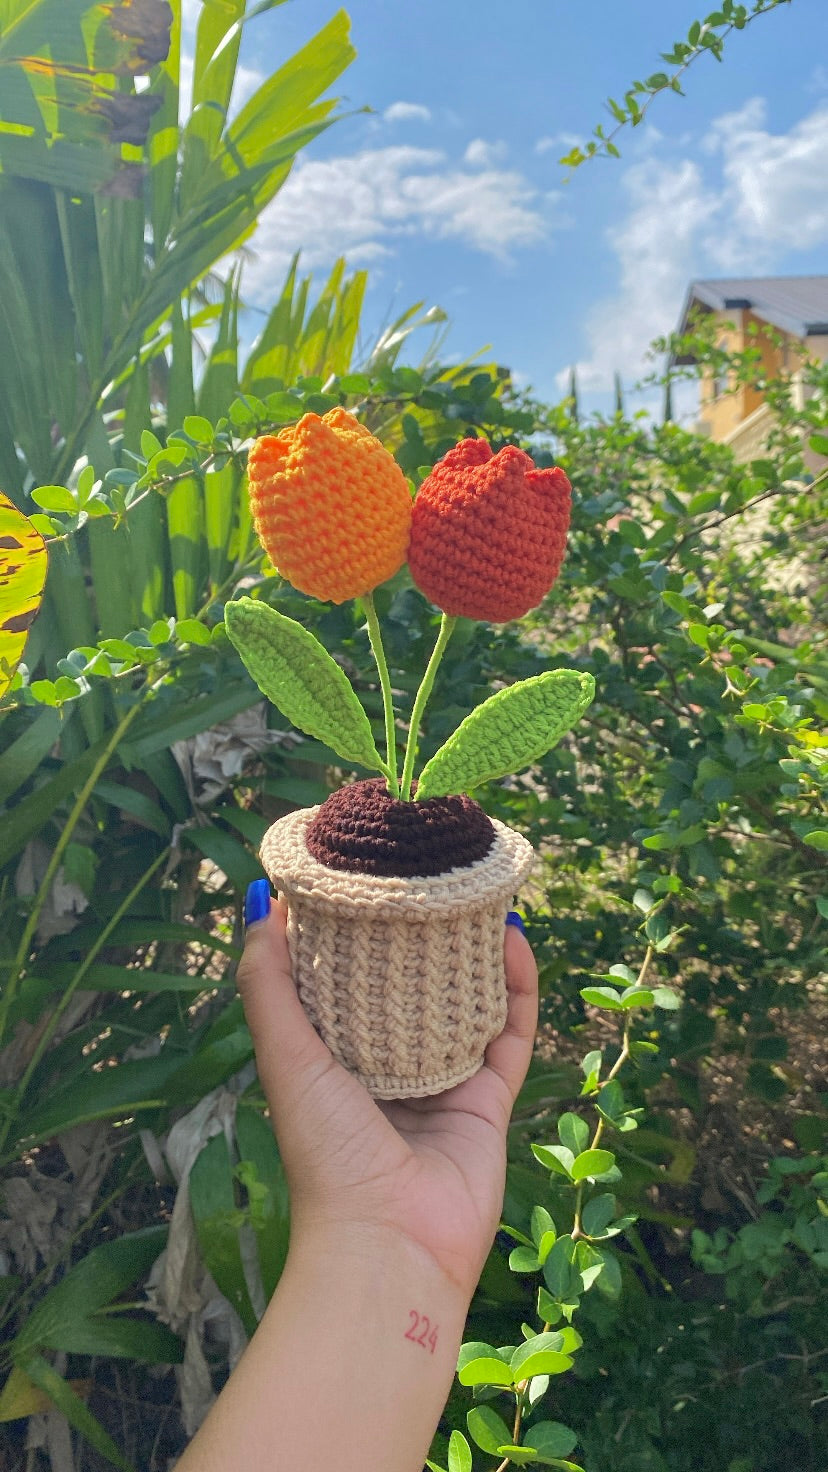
[176,1223,472,1472]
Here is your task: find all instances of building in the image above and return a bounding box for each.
[673,276,828,462]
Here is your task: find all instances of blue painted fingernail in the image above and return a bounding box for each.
[506,910,526,934]
[244,878,271,927]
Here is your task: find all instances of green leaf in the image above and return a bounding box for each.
[594,1246,623,1299]
[466,1405,514,1455]
[525,1422,579,1462]
[180,824,262,889]
[183,414,214,443]
[457,1342,514,1388]
[510,1246,542,1273]
[652,986,681,1010]
[338,372,372,394]
[596,1079,625,1120]
[580,986,624,1011]
[235,1106,290,1302]
[687,623,710,650]
[619,987,655,1010]
[687,489,720,515]
[557,1327,583,1355]
[557,1113,589,1155]
[165,1027,254,1109]
[448,1430,473,1472]
[580,1049,602,1079]
[537,1287,562,1324]
[570,1150,615,1182]
[531,1464,583,1472]
[176,617,212,646]
[14,1229,168,1357]
[416,669,595,799]
[225,597,384,773]
[14,1053,181,1149]
[41,1314,182,1364]
[495,1446,537,1467]
[543,1237,581,1301]
[531,1205,556,1248]
[30,484,76,512]
[189,1133,259,1339]
[803,830,828,852]
[20,1357,134,1472]
[581,1194,616,1236]
[510,1333,572,1380]
[531,1144,575,1178]
[574,1240,605,1291]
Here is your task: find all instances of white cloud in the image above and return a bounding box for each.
[383,101,432,124]
[806,64,828,95]
[464,138,508,167]
[568,97,828,394]
[535,132,580,156]
[703,98,828,265]
[242,145,551,296]
[565,157,716,393]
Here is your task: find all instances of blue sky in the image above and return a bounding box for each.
[187,0,828,417]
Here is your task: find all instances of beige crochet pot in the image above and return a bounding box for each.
[260,805,535,1099]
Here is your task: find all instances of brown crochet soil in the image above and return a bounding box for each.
[305,777,495,877]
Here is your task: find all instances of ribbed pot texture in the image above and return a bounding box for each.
[259,805,535,1099]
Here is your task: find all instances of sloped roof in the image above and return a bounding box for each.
[673,276,828,362]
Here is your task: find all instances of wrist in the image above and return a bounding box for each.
[285,1215,475,1319]
[179,1214,473,1472]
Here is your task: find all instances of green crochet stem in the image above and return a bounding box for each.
[402,613,457,802]
[362,593,400,797]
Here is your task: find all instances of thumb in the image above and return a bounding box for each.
[236,882,337,1124]
[483,919,538,1105]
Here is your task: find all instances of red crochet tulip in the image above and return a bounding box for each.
[408,439,571,622]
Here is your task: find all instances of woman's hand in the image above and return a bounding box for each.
[237,892,538,1298]
[176,892,537,1472]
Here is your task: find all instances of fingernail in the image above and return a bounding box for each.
[244,878,271,927]
[506,910,526,934]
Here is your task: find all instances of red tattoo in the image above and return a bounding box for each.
[405,1309,439,1353]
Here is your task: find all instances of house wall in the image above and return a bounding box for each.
[697,309,801,441]
[696,319,828,471]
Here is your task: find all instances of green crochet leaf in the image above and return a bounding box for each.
[416,669,596,800]
[225,598,385,774]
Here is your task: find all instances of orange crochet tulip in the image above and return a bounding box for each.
[247,409,412,604]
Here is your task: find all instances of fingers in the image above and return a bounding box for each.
[236,892,338,1126]
[483,923,539,1105]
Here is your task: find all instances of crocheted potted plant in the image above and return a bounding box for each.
[225,409,594,1099]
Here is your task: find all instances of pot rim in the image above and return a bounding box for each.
[260,805,535,916]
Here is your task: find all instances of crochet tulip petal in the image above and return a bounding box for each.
[247,410,412,604]
[408,438,571,622]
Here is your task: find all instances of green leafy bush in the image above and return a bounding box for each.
[0,3,825,1465]
[1,338,825,1467]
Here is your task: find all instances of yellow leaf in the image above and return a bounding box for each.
[0,491,48,699]
[0,1365,93,1422]
[0,1365,45,1421]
